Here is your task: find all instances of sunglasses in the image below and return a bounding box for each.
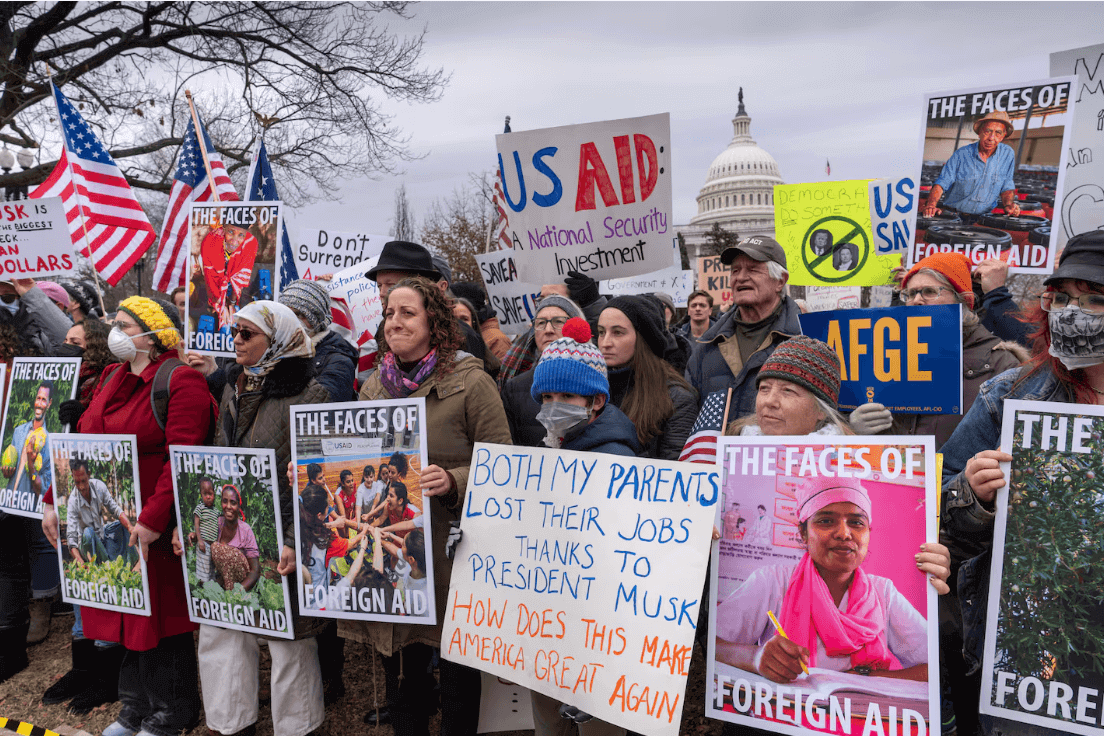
[230,325,264,342]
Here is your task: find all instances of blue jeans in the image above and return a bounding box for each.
[80,521,134,566]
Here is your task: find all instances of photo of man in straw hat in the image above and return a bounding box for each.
[922,109,1022,221]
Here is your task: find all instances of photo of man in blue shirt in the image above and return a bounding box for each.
[922,110,1022,221]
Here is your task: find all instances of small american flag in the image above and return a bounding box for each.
[678,389,732,464]
[492,169,512,251]
[30,83,157,286]
[151,108,238,293]
[825,159,831,176]
[245,139,296,292]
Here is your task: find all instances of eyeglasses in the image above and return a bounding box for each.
[230,325,264,342]
[1040,291,1104,316]
[533,316,569,331]
[900,286,953,303]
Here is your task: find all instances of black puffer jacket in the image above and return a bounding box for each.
[501,368,545,448]
[312,330,359,402]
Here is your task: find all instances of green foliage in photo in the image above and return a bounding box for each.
[65,554,143,594]
[176,459,280,561]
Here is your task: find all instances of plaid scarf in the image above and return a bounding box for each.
[496,329,538,390]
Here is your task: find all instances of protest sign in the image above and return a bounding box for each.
[325,256,383,352]
[869,177,918,255]
[799,304,963,414]
[707,436,939,736]
[291,398,435,624]
[803,286,861,312]
[497,113,673,283]
[51,434,150,616]
[477,673,535,732]
[186,201,283,356]
[292,227,387,281]
[698,255,731,307]
[475,251,543,335]
[981,401,1104,735]
[171,445,293,638]
[600,266,693,306]
[774,180,899,287]
[869,285,895,309]
[0,197,75,279]
[1052,45,1104,252]
[0,357,80,518]
[913,78,1076,274]
[442,444,718,736]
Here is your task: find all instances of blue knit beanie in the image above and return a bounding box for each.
[531,317,609,402]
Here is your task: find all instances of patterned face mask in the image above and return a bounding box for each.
[1049,307,1104,370]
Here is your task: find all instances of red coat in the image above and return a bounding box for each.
[77,353,213,651]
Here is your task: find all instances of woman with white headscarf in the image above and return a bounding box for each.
[194,300,330,736]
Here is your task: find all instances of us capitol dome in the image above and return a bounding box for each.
[678,89,785,261]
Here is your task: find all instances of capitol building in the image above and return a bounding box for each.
[677,90,785,262]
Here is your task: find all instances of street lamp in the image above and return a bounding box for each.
[1,147,34,201]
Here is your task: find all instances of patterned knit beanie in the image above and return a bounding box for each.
[117,296,182,350]
[531,318,609,402]
[902,252,975,309]
[279,279,332,334]
[756,335,841,407]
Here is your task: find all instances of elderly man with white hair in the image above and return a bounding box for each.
[687,236,802,418]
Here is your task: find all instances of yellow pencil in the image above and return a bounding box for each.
[767,610,809,675]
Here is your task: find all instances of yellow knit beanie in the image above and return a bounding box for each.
[117,296,182,350]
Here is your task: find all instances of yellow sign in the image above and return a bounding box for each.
[773,180,898,286]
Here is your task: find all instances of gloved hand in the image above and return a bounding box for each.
[565,270,599,308]
[445,520,463,561]
[849,403,894,435]
[558,704,594,724]
[58,399,84,428]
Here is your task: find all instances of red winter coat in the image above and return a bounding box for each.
[77,353,213,650]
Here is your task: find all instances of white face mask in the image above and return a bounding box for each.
[1048,307,1104,370]
[107,325,154,362]
[535,401,591,448]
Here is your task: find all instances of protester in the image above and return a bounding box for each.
[972,258,1033,345]
[280,278,358,401]
[598,295,697,459]
[452,296,477,328]
[687,236,802,418]
[451,281,512,360]
[922,110,1020,221]
[940,231,1104,736]
[849,252,1025,447]
[0,278,71,355]
[339,275,511,734]
[62,281,102,324]
[501,294,585,447]
[651,291,676,328]
[676,289,716,342]
[195,300,327,736]
[37,281,73,314]
[40,296,211,735]
[59,317,113,415]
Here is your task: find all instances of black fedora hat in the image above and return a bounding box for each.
[365,241,441,282]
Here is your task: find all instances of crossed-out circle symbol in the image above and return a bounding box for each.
[801,215,871,283]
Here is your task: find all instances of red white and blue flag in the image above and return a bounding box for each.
[678,389,732,464]
[30,83,157,286]
[151,109,238,293]
[245,138,297,293]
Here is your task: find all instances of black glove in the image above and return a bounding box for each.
[565,270,599,308]
[58,399,84,429]
[445,520,463,561]
[558,704,594,724]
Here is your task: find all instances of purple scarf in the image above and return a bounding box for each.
[379,349,438,398]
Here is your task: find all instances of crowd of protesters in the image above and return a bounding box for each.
[0,226,1100,736]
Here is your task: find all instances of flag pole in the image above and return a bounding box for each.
[44,64,108,317]
[720,387,734,435]
[185,90,221,205]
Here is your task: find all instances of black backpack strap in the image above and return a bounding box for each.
[150,358,188,432]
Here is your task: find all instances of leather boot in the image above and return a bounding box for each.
[0,624,30,684]
[27,597,52,645]
[69,643,123,714]
[43,637,96,704]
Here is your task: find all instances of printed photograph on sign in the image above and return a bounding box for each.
[170,446,294,638]
[51,434,150,616]
[913,77,1077,275]
[496,113,673,283]
[290,398,434,624]
[0,357,80,518]
[186,201,283,356]
[1051,44,1104,252]
[707,436,940,736]
[0,197,76,279]
[981,401,1104,735]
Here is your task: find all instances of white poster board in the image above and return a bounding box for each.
[474,251,543,336]
[292,228,387,281]
[326,256,383,351]
[600,267,693,306]
[1051,44,1104,252]
[0,197,75,278]
[869,176,918,255]
[803,286,862,312]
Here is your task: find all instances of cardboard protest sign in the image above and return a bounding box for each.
[1052,44,1104,252]
[869,177,918,255]
[292,227,387,281]
[981,400,1104,735]
[497,113,673,283]
[186,201,283,356]
[291,398,435,624]
[475,251,543,336]
[799,304,963,414]
[913,78,1076,274]
[697,255,731,308]
[803,286,861,312]
[601,266,693,306]
[51,434,150,616]
[774,180,899,287]
[0,197,75,279]
[477,673,536,733]
[170,446,293,638]
[0,357,80,518]
[442,444,718,736]
[707,436,939,735]
[325,256,383,354]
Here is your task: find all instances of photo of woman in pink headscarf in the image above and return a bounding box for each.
[714,475,930,683]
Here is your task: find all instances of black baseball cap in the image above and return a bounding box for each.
[720,236,787,269]
[1045,230,1104,287]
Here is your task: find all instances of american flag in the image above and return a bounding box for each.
[825,159,831,176]
[29,83,157,286]
[151,109,238,293]
[678,389,732,464]
[245,139,296,292]
[492,168,512,251]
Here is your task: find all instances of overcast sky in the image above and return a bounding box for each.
[287,2,1101,241]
